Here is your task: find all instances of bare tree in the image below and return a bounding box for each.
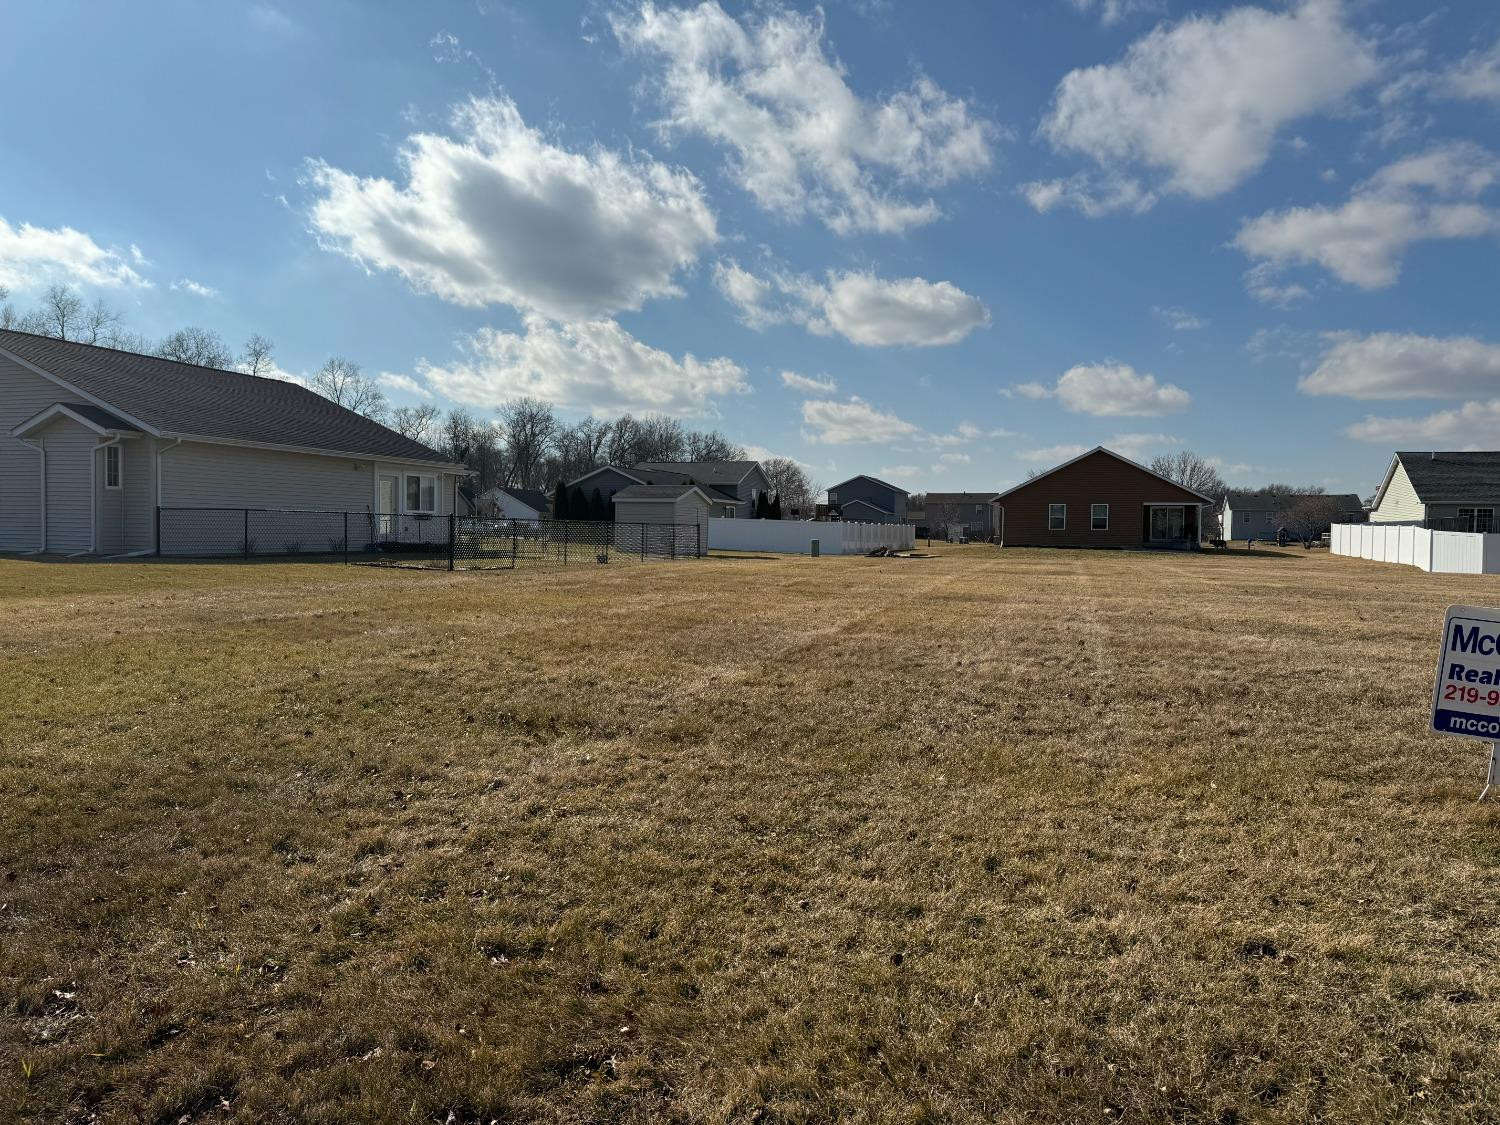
[928,499,964,540]
[77,299,126,346]
[27,284,86,339]
[1277,495,1344,546]
[441,408,502,492]
[496,397,557,488]
[1148,450,1228,499]
[685,428,745,461]
[239,334,277,378]
[156,326,234,368]
[311,356,388,421]
[761,457,818,514]
[390,403,442,444]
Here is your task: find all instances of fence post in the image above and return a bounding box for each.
[696,522,702,558]
[155,506,162,557]
[512,520,518,567]
[670,523,676,560]
[343,512,349,566]
[447,513,456,571]
[563,521,569,564]
[244,508,250,559]
[642,522,648,561]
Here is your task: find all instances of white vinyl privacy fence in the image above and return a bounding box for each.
[1330,522,1500,574]
[707,518,914,555]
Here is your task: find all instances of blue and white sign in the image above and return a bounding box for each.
[1432,605,1500,739]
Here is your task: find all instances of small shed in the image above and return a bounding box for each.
[611,483,710,555]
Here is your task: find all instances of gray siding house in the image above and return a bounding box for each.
[612,483,710,553]
[923,491,998,540]
[1370,452,1500,530]
[567,460,769,518]
[0,330,466,556]
[1221,491,1364,540]
[827,474,909,523]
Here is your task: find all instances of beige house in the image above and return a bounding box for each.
[1,329,467,556]
[1370,452,1500,531]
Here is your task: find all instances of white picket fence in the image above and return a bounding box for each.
[707,518,914,555]
[1330,522,1500,574]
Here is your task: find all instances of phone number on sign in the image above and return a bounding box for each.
[1443,684,1500,706]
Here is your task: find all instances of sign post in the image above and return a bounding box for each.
[1430,604,1500,799]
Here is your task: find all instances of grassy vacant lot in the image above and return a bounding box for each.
[3,545,1500,1122]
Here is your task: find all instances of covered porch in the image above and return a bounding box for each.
[1142,503,1201,550]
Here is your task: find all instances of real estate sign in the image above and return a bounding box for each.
[1432,605,1500,739]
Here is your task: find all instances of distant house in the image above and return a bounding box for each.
[826,474,908,524]
[0,329,466,556]
[479,486,551,521]
[1221,490,1364,540]
[1370,452,1500,531]
[565,460,768,519]
[611,483,710,552]
[991,446,1213,549]
[923,491,997,541]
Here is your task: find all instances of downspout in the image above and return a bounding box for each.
[19,437,45,553]
[155,438,183,554]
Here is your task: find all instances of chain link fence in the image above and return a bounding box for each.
[155,508,703,570]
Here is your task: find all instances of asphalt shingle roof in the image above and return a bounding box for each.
[0,329,457,465]
[634,460,759,485]
[1396,452,1500,503]
[61,402,142,431]
[501,487,552,513]
[1226,490,1363,511]
[612,484,705,501]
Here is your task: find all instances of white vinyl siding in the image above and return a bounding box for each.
[39,417,95,553]
[1371,461,1425,523]
[162,442,381,511]
[0,354,73,551]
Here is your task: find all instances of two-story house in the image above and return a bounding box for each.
[826,474,909,524]
[564,460,769,519]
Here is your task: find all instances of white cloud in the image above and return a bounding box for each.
[780,370,837,394]
[938,452,970,464]
[716,260,988,347]
[1065,0,1163,27]
[1036,0,1377,212]
[1017,173,1155,217]
[169,278,218,298]
[1152,305,1204,331]
[816,272,990,347]
[879,464,920,479]
[1021,432,1178,463]
[419,314,748,417]
[0,217,150,292]
[1440,38,1500,103]
[800,396,924,444]
[307,96,717,321]
[613,1,995,234]
[1012,362,1191,416]
[377,371,432,398]
[1301,331,1500,400]
[1235,143,1500,291]
[1243,262,1311,306]
[1346,400,1500,446]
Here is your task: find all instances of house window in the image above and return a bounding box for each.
[1091,503,1108,530]
[1459,507,1495,533]
[827,490,839,504]
[405,474,437,513]
[104,445,121,489]
[723,506,735,518]
[1048,503,1066,531]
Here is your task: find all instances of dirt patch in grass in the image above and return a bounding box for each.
[3,546,1500,1121]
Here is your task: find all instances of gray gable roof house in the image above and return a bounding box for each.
[1221,490,1364,540]
[1371,451,1500,531]
[478,486,551,520]
[826,474,909,524]
[0,329,467,556]
[565,459,769,518]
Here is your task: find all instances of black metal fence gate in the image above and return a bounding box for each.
[155,508,704,570]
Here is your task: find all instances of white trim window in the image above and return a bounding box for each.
[1048,503,1066,531]
[104,445,122,490]
[1091,502,1108,530]
[405,473,437,514]
[1459,506,1495,533]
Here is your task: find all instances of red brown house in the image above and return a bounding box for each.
[990,446,1214,549]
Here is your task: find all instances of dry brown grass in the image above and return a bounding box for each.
[3,544,1500,1122]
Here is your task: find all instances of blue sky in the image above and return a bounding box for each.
[2,0,1498,497]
